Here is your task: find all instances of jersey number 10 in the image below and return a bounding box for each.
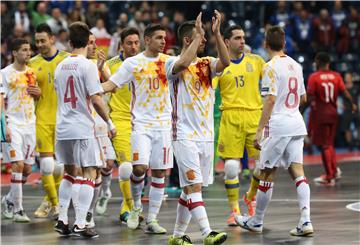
[64,76,78,109]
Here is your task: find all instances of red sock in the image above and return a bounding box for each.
[321,146,334,179]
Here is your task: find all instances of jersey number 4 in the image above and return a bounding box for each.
[64,76,78,109]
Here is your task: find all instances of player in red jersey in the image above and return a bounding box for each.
[307,52,357,186]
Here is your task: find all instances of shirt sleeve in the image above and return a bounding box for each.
[337,73,346,92]
[165,56,180,81]
[261,64,278,96]
[209,57,222,78]
[85,62,103,96]
[109,59,133,88]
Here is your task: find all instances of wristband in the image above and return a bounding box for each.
[106,119,115,131]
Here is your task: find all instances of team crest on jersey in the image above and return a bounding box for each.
[133,152,139,161]
[38,67,42,71]
[225,70,232,75]
[246,62,253,72]
[186,170,196,181]
[218,141,224,152]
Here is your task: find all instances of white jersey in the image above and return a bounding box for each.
[91,105,108,137]
[54,54,103,140]
[1,64,36,126]
[109,52,171,131]
[166,56,219,141]
[0,72,4,94]
[261,55,307,137]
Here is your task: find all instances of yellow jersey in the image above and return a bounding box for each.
[217,53,265,111]
[29,50,69,125]
[106,53,131,121]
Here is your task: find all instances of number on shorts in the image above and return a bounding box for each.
[102,146,107,155]
[64,75,78,109]
[285,77,299,109]
[163,147,170,165]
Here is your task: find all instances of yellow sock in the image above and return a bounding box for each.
[246,174,260,200]
[53,173,63,192]
[119,180,133,214]
[41,175,58,206]
[44,195,49,203]
[225,178,240,214]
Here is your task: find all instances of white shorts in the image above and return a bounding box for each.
[131,130,173,170]
[3,125,36,165]
[173,140,214,187]
[55,138,104,168]
[97,136,116,161]
[259,136,304,169]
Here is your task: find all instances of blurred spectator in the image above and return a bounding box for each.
[14,1,30,33]
[108,25,123,58]
[269,1,292,34]
[313,9,335,51]
[55,29,70,52]
[170,11,185,41]
[161,16,176,52]
[128,10,146,35]
[85,2,98,28]
[28,1,51,27]
[293,8,313,53]
[6,25,25,50]
[1,2,14,37]
[165,45,179,56]
[346,6,360,53]
[332,1,347,30]
[116,12,129,29]
[90,18,111,39]
[46,7,68,34]
[67,9,85,25]
[254,40,270,61]
[1,39,12,69]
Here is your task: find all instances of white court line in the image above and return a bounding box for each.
[346,202,360,212]
[21,195,359,202]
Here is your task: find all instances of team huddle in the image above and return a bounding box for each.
[4,9,357,244]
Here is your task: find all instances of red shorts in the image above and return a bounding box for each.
[310,123,337,146]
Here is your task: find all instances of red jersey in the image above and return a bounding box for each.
[307,70,345,124]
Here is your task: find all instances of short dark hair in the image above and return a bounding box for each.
[144,24,166,38]
[11,38,29,52]
[315,52,330,68]
[177,21,195,47]
[121,27,140,43]
[223,25,243,40]
[265,26,285,51]
[35,23,54,36]
[69,22,90,49]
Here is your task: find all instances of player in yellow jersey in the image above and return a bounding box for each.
[29,23,69,218]
[96,27,141,223]
[216,25,265,226]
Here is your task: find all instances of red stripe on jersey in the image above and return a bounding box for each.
[151,182,165,188]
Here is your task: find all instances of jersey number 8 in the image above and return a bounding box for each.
[285,77,299,109]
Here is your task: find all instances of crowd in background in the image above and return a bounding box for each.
[1,0,359,149]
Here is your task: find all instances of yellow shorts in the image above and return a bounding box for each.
[36,124,55,153]
[217,109,261,159]
[111,119,131,163]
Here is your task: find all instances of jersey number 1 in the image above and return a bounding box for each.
[64,75,78,109]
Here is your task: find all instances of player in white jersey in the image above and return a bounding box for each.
[102,24,172,234]
[166,12,229,245]
[1,38,41,222]
[235,26,314,237]
[53,22,116,239]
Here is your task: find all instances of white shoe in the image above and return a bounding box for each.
[335,167,342,180]
[96,196,110,215]
[145,220,167,234]
[127,207,142,230]
[34,200,51,218]
[86,212,95,228]
[51,205,59,220]
[235,215,263,233]
[2,196,14,219]
[290,221,314,236]
[14,210,30,223]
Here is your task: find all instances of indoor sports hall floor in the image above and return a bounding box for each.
[1,152,359,245]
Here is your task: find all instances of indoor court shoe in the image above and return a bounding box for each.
[86,212,95,228]
[145,220,167,234]
[54,220,71,236]
[13,210,30,223]
[51,205,59,220]
[2,196,14,219]
[235,215,263,233]
[314,175,336,186]
[34,200,51,218]
[203,231,227,245]
[243,193,256,216]
[119,211,129,224]
[290,221,314,237]
[96,196,110,215]
[226,211,238,226]
[169,235,193,245]
[335,167,342,180]
[71,225,99,238]
[127,207,142,229]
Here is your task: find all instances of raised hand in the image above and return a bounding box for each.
[195,12,205,37]
[97,49,106,71]
[212,10,222,35]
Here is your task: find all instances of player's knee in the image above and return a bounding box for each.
[118,162,133,181]
[40,157,55,176]
[53,163,64,176]
[132,164,147,177]
[224,159,240,180]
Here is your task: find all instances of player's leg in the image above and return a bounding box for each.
[127,131,151,230]
[86,169,101,228]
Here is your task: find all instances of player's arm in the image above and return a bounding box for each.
[342,89,357,112]
[102,61,132,93]
[171,12,204,74]
[91,93,116,138]
[97,50,111,82]
[213,10,230,73]
[27,85,41,99]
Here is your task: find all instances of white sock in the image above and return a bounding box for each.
[130,173,145,209]
[11,172,23,213]
[75,179,95,228]
[253,180,273,224]
[58,174,75,224]
[101,169,112,198]
[71,176,83,220]
[89,177,102,214]
[6,191,13,203]
[295,176,311,225]
[173,191,192,237]
[22,175,27,185]
[187,192,211,237]
[147,177,165,222]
